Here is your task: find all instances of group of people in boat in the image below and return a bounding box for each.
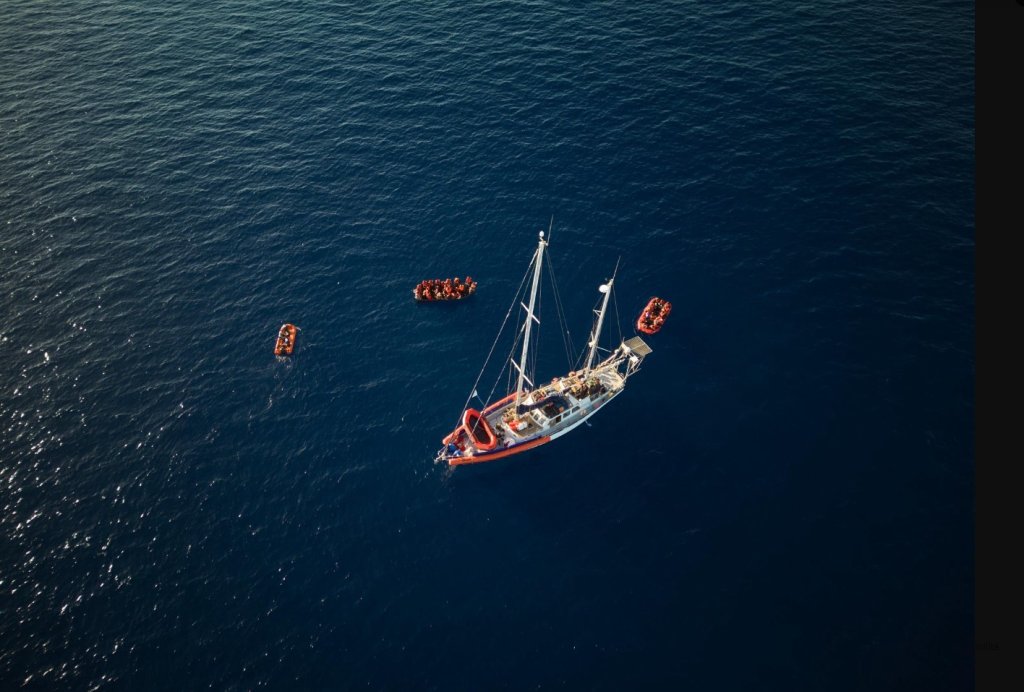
[274,324,296,355]
[272,324,296,356]
[637,297,670,333]
[526,372,603,403]
[414,276,477,301]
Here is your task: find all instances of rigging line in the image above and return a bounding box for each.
[612,279,623,345]
[481,261,534,414]
[543,252,562,358]
[573,343,587,372]
[483,335,517,415]
[529,278,541,388]
[578,293,601,371]
[484,299,527,409]
[576,292,604,370]
[482,336,516,415]
[454,249,535,428]
[612,256,624,344]
[544,250,575,370]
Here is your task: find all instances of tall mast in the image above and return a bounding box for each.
[515,230,547,407]
[585,261,618,373]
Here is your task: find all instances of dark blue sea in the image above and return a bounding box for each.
[1,1,974,689]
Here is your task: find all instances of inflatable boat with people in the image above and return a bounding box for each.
[274,323,297,356]
[414,276,477,302]
[636,297,671,335]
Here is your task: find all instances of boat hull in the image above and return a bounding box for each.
[274,324,297,356]
[447,435,552,465]
[440,387,623,466]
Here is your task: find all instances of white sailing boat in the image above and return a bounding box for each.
[436,227,653,466]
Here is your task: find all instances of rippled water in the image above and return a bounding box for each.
[2,1,973,688]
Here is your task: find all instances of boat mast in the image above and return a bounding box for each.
[515,230,547,408]
[584,262,618,373]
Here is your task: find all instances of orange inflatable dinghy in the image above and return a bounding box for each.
[274,323,297,356]
[636,297,671,335]
[413,277,478,302]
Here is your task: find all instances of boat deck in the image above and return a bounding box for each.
[484,364,627,445]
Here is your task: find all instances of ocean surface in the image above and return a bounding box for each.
[1,1,974,689]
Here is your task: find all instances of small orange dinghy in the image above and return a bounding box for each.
[636,297,671,335]
[274,323,297,356]
[413,276,477,302]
